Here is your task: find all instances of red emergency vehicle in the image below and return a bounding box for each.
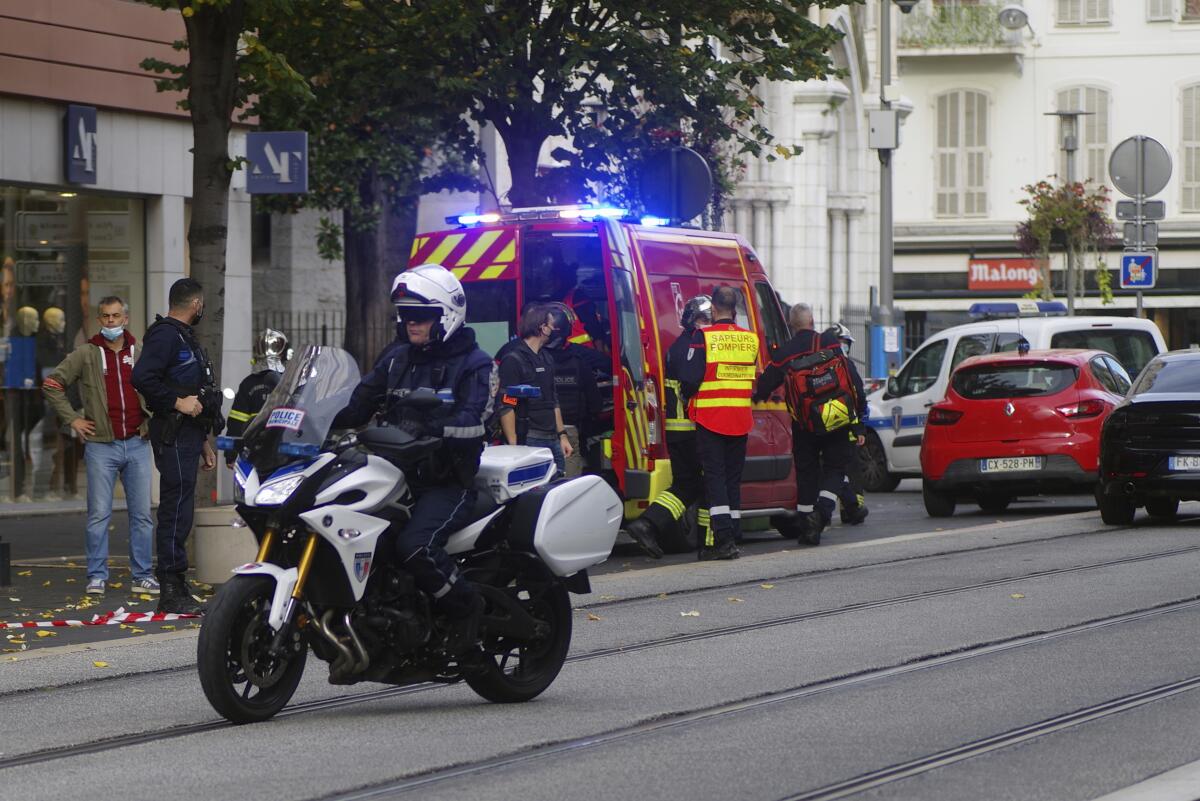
[407,205,799,524]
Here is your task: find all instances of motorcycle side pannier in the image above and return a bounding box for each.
[505,475,622,576]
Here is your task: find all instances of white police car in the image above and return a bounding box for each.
[860,301,1168,492]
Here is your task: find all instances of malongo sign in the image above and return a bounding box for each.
[967,258,1045,291]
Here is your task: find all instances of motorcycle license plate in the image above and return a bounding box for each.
[1168,455,1200,471]
[980,456,1042,473]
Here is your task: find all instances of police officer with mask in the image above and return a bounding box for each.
[543,303,609,477]
[224,328,289,467]
[623,295,712,559]
[332,264,493,654]
[132,277,221,615]
[675,286,757,561]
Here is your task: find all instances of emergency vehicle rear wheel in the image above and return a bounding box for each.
[861,432,900,493]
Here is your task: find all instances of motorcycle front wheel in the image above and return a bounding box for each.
[197,575,307,724]
[466,576,572,704]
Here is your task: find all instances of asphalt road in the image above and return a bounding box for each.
[2,495,1200,800]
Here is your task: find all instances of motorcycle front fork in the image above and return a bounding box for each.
[259,528,320,655]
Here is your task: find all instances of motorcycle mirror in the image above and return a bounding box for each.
[886,376,901,397]
[505,384,542,399]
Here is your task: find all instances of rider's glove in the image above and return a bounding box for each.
[398,419,429,438]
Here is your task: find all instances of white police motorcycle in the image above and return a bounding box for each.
[199,345,621,724]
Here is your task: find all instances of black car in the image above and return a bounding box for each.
[1098,349,1200,524]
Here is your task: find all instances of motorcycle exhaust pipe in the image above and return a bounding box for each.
[343,611,370,674]
[315,609,356,676]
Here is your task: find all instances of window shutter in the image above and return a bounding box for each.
[1058,0,1083,24]
[1147,0,1173,20]
[934,90,988,218]
[1186,0,1200,18]
[1183,86,1200,211]
[1085,0,1111,23]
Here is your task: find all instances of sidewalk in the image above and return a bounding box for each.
[1,511,210,655]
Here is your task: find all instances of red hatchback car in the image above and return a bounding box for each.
[920,349,1132,517]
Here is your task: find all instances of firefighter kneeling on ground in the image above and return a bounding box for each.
[623,295,713,559]
[832,324,869,526]
[675,286,757,561]
[754,321,867,544]
[224,328,289,466]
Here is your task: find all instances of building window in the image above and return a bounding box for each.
[1186,0,1200,19]
[1055,86,1110,185]
[1183,85,1200,211]
[935,90,989,218]
[1147,0,1174,20]
[1057,0,1111,25]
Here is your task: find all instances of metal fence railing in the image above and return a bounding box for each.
[252,310,346,350]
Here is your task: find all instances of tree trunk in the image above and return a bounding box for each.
[501,127,547,208]
[182,0,244,506]
[343,171,419,371]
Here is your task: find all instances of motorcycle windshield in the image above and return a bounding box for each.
[241,345,362,477]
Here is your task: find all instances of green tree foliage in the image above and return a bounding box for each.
[253,3,478,366]
[422,1,853,210]
[140,0,310,382]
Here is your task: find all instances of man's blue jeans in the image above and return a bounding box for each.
[84,436,154,581]
[526,436,565,478]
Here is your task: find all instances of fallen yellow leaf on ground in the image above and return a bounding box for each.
[92,661,108,668]
[36,631,56,638]
[760,583,775,590]
[161,625,175,631]
[680,610,700,617]
[728,597,744,603]
[16,571,31,577]
[41,581,50,587]
[586,613,602,621]
[656,593,669,600]
[1011,593,1025,599]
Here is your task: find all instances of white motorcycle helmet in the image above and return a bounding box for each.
[391,263,467,343]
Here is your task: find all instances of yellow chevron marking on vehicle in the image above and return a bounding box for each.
[451,267,470,280]
[410,237,427,258]
[456,231,503,267]
[495,239,516,263]
[427,234,465,265]
[479,264,508,280]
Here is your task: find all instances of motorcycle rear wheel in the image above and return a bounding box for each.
[198,575,307,724]
[466,577,572,703]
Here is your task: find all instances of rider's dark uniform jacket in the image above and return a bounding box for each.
[334,327,494,487]
[132,315,222,437]
[754,329,868,436]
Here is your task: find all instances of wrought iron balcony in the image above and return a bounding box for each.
[898,1,1022,52]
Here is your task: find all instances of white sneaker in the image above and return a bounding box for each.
[131,578,160,596]
[85,579,106,595]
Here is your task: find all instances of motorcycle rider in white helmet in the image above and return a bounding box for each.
[333,263,494,654]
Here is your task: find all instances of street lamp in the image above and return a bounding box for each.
[1045,109,1093,315]
[872,0,918,378]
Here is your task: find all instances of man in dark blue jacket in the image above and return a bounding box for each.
[131,277,220,615]
[333,264,494,653]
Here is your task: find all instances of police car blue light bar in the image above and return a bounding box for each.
[968,301,1067,319]
[278,442,322,457]
[640,216,670,227]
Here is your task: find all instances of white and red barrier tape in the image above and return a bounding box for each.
[0,607,200,630]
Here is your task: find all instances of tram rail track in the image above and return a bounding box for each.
[0,520,1153,699]
[1,542,1199,772]
[313,596,1200,800]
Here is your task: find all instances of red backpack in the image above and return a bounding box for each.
[779,344,859,434]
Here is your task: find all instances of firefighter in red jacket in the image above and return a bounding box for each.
[675,286,757,560]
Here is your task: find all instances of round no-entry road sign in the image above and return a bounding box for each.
[1109,136,1172,198]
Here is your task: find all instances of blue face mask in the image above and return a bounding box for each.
[101,326,125,341]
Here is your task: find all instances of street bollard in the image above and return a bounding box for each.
[0,537,10,588]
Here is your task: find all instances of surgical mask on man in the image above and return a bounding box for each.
[101,326,125,341]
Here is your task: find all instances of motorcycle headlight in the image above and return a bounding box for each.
[255,474,307,506]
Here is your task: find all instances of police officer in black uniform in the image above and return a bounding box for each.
[224,328,289,466]
[543,303,609,475]
[132,278,221,615]
[332,264,494,653]
[623,295,712,559]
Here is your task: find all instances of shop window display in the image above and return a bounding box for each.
[0,186,145,505]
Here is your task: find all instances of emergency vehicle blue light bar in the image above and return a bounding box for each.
[640,216,670,227]
[446,212,501,226]
[559,206,627,220]
[968,301,1067,319]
